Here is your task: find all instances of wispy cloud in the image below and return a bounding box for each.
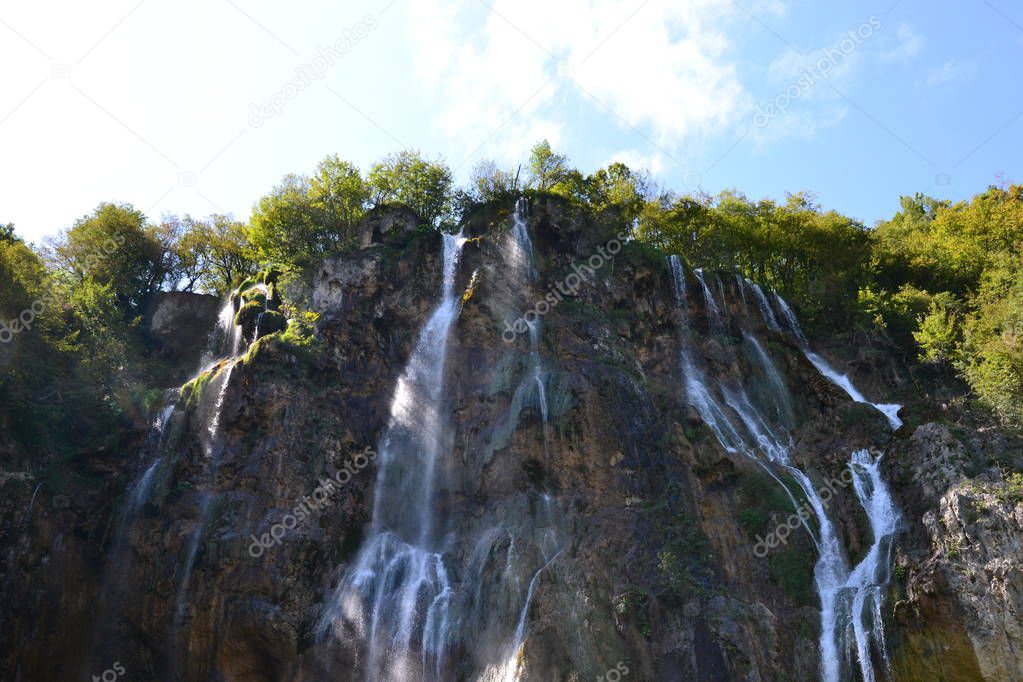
[925,58,976,86]
[879,23,923,63]
[404,0,748,164]
[605,147,668,175]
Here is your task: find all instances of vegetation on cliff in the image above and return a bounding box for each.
[2,142,1022,475]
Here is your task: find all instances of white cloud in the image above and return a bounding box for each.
[925,58,976,86]
[404,0,748,165]
[605,148,668,175]
[756,19,877,141]
[749,105,847,149]
[879,23,923,63]
[750,0,787,17]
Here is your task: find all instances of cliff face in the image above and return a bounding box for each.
[2,198,1021,681]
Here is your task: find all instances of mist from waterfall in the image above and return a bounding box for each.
[316,232,468,680]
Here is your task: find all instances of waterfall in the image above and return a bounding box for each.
[163,298,246,663]
[845,449,900,681]
[490,543,564,682]
[510,197,535,280]
[219,297,242,358]
[773,294,903,430]
[21,482,43,528]
[694,268,725,334]
[317,232,468,681]
[747,279,781,332]
[250,282,271,343]
[485,203,565,680]
[667,258,901,682]
[200,297,242,368]
[124,399,173,521]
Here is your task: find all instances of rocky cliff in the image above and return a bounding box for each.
[1,197,1021,681]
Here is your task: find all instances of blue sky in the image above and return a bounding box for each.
[1,0,1021,243]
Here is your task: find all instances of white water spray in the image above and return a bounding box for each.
[317,232,468,681]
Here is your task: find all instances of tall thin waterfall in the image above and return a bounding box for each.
[485,200,563,681]
[91,294,244,678]
[510,197,535,280]
[167,296,246,661]
[317,232,468,680]
[668,257,901,682]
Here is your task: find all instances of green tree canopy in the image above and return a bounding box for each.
[526,139,570,192]
[248,155,369,266]
[46,203,164,314]
[468,159,518,203]
[368,150,453,225]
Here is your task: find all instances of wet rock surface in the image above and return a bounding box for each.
[1,199,1020,681]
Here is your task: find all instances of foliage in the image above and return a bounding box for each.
[248,155,369,266]
[636,190,870,329]
[368,150,453,225]
[769,547,815,606]
[0,236,47,319]
[858,284,935,351]
[279,309,321,354]
[173,214,256,296]
[5,148,1023,479]
[468,159,518,202]
[45,202,164,314]
[914,293,962,363]
[995,472,1023,505]
[526,139,570,192]
[868,186,1023,425]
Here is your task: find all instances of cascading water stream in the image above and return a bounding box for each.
[250,282,271,343]
[670,258,815,541]
[510,197,535,281]
[693,268,725,334]
[844,449,900,681]
[748,279,781,332]
[164,297,246,664]
[482,199,566,681]
[668,257,901,682]
[89,300,239,678]
[772,294,902,430]
[317,232,468,681]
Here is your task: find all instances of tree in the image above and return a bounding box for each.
[468,159,517,203]
[368,150,453,225]
[200,215,256,295]
[46,203,165,314]
[958,251,1023,425]
[309,155,370,232]
[249,156,369,266]
[0,223,16,244]
[0,236,47,318]
[526,139,569,192]
[583,162,652,220]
